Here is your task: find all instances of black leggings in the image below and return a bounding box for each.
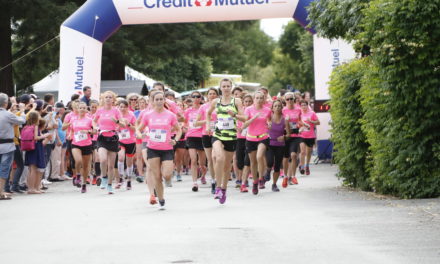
[236,138,250,170]
[266,145,285,173]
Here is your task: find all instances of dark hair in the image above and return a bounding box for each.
[118,99,129,107]
[232,87,243,94]
[152,82,165,91]
[191,91,202,97]
[271,99,283,111]
[279,89,287,96]
[83,86,91,92]
[300,99,308,105]
[43,93,54,103]
[165,91,175,98]
[71,94,80,101]
[90,99,99,105]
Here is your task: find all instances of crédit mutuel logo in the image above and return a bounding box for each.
[74,56,84,91]
[143,0,270,8]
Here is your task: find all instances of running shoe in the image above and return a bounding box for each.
[235,180,242,188]
[115,183,122,189]
[72,175,77,186]
[240,185,248,193]
[211,182,216,194]
[219,189,226,204]
[176,174,182,182]
[252,182,259,195]
[201,175,207,185]
[150,194,157,205]
[291,176,298,185]
[214,187,222,199]
[299,165,305,175]
[245,180,249,187]
[86,178,91,185]
[272,184,280,192]
[264,170,271,182]
[192,183,198,192]
[136,176,144,183]
[258,179,265,189]
[92,177,97,185]
[100,177,107,189]
[126,181,132,190]
[107,184,114,195]
[282,177,288,188]
[305,166,310,175]
[159,200,166,210]
[165,179,172,187]
[81,184,87,193]
[74,177,81,188]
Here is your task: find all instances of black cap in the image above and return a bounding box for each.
[20,94,31,104]
[55,102,65,109]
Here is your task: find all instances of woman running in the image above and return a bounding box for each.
[116,99,137,190]
[265,100,290,192]
[68,102,95,193]
[134,96,147,183]
[206,78,245,204]
[243,91,272,195]
[93,91,125,194]
[137,91,182,210]
[63,100,79,185]
[236,94,253,193]
[89,100,100,185]
[195,88,218,194]
[282,92,301,187]
[299,100,320,175]
[184,91,206,192]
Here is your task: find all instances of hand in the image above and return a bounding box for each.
[136,131,143,139]
[56,141,62,147]
[10,96,17,104]
[18,103,25,112]
[45,134,53,140]
[227,110,236,117]
[9,103,18,113]
[237,127,242,134]
[285,115,290,121]
[32,103,37,109]
[267,121,272,130]
[277,136,285,142]
[170,139,176,146]
[111,117,118,124]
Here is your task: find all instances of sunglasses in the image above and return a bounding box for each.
[129,98,138,101]
[285,97,294,101]
[192,95,201,98]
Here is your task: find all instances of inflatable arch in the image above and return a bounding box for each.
[59,0,315,102]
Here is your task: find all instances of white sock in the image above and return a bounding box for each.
[126,166,133,179]
[117,161,125,176]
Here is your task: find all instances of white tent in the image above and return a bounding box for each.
[32,70,59,93]
[124,66,181,98]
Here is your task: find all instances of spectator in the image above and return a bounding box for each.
[49,102,67,181]
[0,93,26,200]
[80,86,92,106]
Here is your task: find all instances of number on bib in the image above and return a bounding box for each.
[149,129,167,143]
[74,131,88,142]
[217,117,234,130]
[119,129,130,140]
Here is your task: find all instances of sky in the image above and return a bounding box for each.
[260,18,292,40]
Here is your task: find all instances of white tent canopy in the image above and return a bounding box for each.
[125,66,181,98]
[32,66,181,98]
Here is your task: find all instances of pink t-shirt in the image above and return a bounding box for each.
[119,111,136,144]
[264,101,272,109]
[166,99,181,115]
[185,107,203,138]
[198,103,217,136]
[64,112,78,140]
[141,109,178,150]
[71,116,93,147]
[282,107,301,138]
[300,110,318,139]
[244,105,272,142]
[94,107,121,137]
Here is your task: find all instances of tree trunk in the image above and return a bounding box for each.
[0,5,14,96]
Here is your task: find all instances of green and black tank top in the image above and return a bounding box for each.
[214,97,238,141]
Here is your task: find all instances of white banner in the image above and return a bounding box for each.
[313,36,356,101]
[114,0,299,25]
[59,26,103,103]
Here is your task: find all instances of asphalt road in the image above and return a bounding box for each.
[1,164,439,264]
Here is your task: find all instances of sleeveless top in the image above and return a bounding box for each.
[214,97,238,141]
[269,116,285,147]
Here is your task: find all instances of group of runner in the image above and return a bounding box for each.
[63,80,319,210]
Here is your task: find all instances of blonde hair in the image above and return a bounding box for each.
[100,91,117,106]
[126,93,139,101]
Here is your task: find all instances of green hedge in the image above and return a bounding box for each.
[328,58,371,191]
[328,0,440,198]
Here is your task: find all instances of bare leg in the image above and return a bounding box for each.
[256,144,267,181]
[148,157,163,200]
[188,148,199,184]
[204,148,214,181]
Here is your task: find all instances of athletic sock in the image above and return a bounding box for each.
[126,165,134,179]
[117,161,125,176]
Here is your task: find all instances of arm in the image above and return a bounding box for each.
[234,98,247,122]
[285,117,291,137]
[171,123,182,145]
[194,112,206,127]
[205,99,217,133]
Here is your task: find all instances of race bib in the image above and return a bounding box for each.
[74,131,88,142]
[289,122,297,130]
[149,129,167,143]
[241,127,248,137]
[209,121,216,132]
[189,119,200,129]
[217,117,234,130]
[119,129,130,140]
